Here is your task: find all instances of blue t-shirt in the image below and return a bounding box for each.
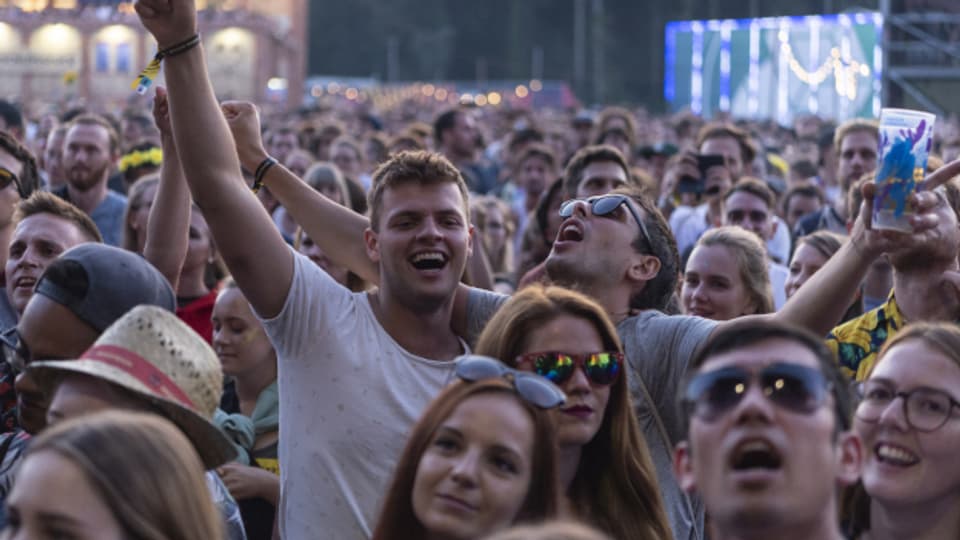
[53,187,128,246]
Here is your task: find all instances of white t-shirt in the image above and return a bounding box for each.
[669,204,709,257]
[261,252,461,539]
[767,215,791,264]
[769,261,789,310]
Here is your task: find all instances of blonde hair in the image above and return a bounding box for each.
[121,174,159,253]
[694,226,774,314]
[25,410,223,540]
[303,161,349,206]
[471,196,516,276]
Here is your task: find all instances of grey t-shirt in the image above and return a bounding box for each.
[466,288,717,540]
[617,311,716,540]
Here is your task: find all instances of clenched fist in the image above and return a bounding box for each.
[133,0,199,50]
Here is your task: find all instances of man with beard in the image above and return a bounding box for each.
[794,119,879,237]
[826,178,960,381]
[55,114,127,246]
[434,107,497,194]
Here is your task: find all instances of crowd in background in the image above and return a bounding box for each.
[0,1,956,539]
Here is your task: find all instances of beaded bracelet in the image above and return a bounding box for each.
[252,157,279,194]
[131,34,202,95]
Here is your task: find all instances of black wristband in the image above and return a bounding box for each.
[252,157,278,194]
[158,34,201,59]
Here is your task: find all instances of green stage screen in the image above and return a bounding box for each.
[665,13,883,124]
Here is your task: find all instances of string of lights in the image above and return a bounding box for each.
[781,42,871,100]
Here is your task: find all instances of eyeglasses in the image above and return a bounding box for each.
[684,362,831,422]
[516,351,622,386]
[455,355,566,409]
[855,379,960,433]
[559,194,651,247]
[0,327,28,374]
[0,167,21,196]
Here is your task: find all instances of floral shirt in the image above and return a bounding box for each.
[826,293,904,382]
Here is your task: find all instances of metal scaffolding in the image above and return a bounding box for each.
[880,0,960,115]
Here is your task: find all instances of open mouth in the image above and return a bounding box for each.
[558,223,584,242]
[730,440,783,472]
[14,276,36,290]
[875,443,919,467]
[410,251,448,271]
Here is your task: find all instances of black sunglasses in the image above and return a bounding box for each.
[455,355,566,409]
[0,167,21,196]
[684,362,831,422]
[559,194,651,246]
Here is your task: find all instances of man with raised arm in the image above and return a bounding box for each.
[216,93,960,539]
[133,2,473,538]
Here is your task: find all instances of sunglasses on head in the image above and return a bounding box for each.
[684,362,831,422]
[455,355,566,409]
[559,194,651,246]
[516,351,622,386]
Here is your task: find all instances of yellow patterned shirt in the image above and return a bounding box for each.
[826,293,904,382]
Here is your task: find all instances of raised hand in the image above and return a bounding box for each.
[221,101,269,172]
[152,86,172,138]
[133,0,198,50]
[852,157,960,258]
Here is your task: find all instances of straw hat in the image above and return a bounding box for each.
[29,305,236,468]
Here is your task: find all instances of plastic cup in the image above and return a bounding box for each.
[873,108,936,232]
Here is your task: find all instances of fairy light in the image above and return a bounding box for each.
[691,21,704,115]
[719,23,731,112]
[777,23,789,125]
[748,20,760,116]
[779,44,871,101]
[808,16,820,114]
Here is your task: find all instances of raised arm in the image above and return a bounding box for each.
[143,86,190,291]
[134,0,292,318]
[221,102,378,285]
[724,158,960,336]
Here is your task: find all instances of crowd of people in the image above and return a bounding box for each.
[0,0,956,539]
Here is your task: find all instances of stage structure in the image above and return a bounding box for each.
[664,13,883,124]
